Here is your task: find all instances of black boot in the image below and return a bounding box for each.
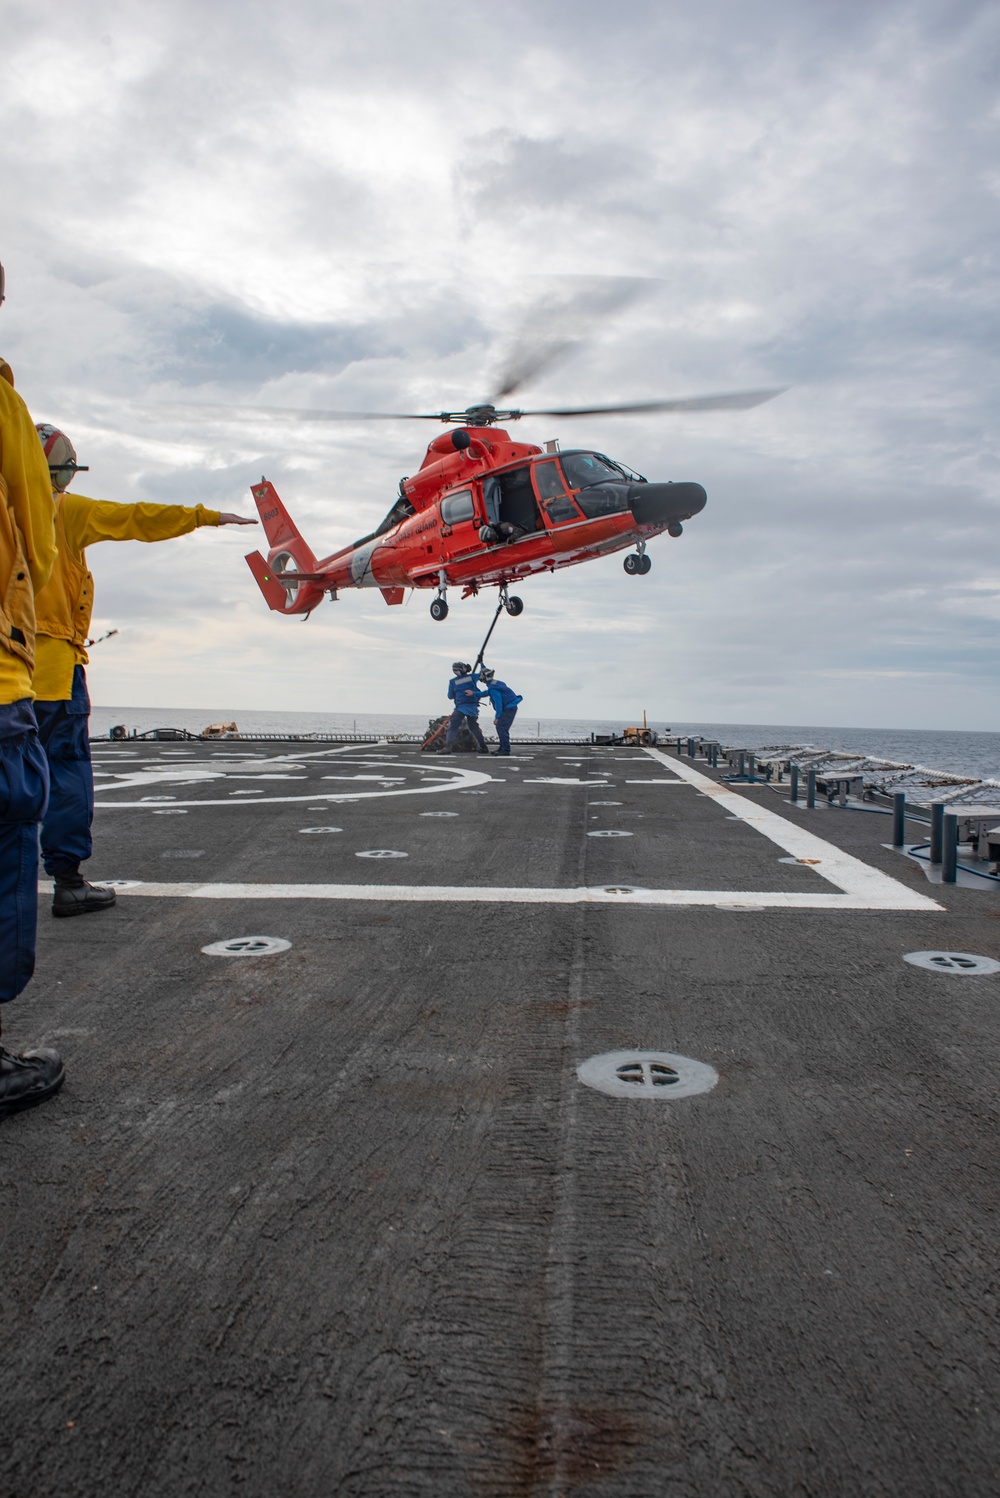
[52,868,117,918]
[0,1044,65,1118]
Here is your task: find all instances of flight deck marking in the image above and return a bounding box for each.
[83,749,942,912]
[93,747,490,808]
[642,748,942,911]
[84,882,942,910]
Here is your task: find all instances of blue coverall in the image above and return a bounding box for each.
[34,665,92,877]
[0,702,49,1001]
[486,680,522,754]
[445,670,488,750]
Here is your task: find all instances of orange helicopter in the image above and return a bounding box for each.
[244,385,781,623]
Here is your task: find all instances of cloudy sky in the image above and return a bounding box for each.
[3,0,998,729]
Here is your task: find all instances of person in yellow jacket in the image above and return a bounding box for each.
[34,423,256,916]
[0,262,66,1117]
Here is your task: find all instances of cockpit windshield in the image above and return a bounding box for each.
[560,452,638,489]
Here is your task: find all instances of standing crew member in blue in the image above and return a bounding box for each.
[0,261,65,1116]
[479,667,522,756]
[32,424,257,916]
[444,661,488,753]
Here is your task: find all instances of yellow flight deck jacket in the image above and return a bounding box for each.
[33,495,221,702]
[0,369,57,704]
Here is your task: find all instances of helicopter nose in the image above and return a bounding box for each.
[628,481,707,527]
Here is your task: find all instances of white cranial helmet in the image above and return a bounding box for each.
[35,424,80,491]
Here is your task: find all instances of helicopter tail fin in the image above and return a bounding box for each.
[250,478,318,570]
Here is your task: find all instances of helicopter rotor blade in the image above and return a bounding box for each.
[145,385,785,429]
[148,401,458,424]
[508,388,787,419]
[489,275,656,404]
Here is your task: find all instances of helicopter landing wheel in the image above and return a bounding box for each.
[504,595,524,617]
[430,597,449,621]
[623,553,642,575]
[667,521,683,538]
[638,553,652,574]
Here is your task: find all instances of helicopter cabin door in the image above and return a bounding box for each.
[438,488,478,549]
[493,466,542,540]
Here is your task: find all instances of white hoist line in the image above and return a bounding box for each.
[644,747,943,912]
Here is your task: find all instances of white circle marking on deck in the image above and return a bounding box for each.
[153,809,188,815]
[590,801,621,806]
[299,827,343,834]
[577,1050,718,1101]
[421,811,459,817]
[94,755,491,809]
[202,936,292,957]
[356,849,409,859]
[587,829,633,838]
[903,951,1000,975]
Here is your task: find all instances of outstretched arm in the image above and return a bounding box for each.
[218,513,257,525]
[64,498,256,551]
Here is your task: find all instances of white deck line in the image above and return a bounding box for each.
[56,881,937,911]
[643,748,942,911]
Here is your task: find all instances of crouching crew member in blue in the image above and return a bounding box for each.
[445,661,489,753]
[32,425,257,916]
[0,261,65,1117]
[479,667,522,755]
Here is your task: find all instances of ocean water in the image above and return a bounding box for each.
[87,705,1000,784]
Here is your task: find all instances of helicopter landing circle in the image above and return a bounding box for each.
[93,749,491,810]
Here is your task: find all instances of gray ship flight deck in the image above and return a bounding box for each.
[4,742,1000,1496]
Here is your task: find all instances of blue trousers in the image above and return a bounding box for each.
[444,709,486,750]
[34,665,94,879]
[0,699,49,1003]
[494,706,518,753]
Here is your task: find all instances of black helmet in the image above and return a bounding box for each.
[452,661,471,674]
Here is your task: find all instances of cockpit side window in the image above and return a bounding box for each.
[533,460,580,525]
[440,490,475,526]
